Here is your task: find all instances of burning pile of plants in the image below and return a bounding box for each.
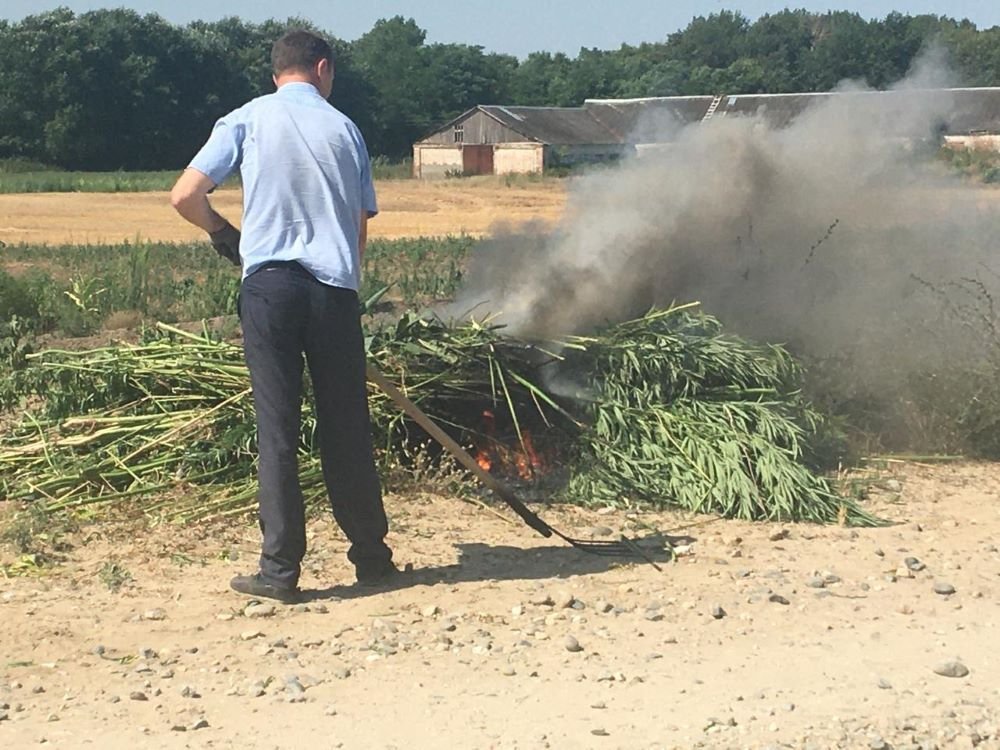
[0,303,879,526]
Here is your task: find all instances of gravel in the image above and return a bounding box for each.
[933,582,957,596]
[554,590,576,609]
[933,660,970,678]
[245,603,277,619]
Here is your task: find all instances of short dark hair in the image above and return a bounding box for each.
[271,30,333,75]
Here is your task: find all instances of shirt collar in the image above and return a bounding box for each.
[276,82,322,98]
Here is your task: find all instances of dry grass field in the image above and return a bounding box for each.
[0,177,568,246]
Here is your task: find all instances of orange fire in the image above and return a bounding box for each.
[475,409,497,471]
[473,408,548,479]
[513,431,545,479]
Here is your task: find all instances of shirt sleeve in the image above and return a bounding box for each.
[356,131,378,218]
[188,114,245,186]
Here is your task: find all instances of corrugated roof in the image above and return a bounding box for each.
[715,92,832,128]
[940,88,1000,133]
[478,105,622,145]
[585,97,715,141]
[417,88,1000,146]
[711,88,1000,135]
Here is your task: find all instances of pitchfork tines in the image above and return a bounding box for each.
[490,481,665,570]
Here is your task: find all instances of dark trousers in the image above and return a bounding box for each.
[239,263,391,588]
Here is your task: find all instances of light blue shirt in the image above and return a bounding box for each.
[189,82,377,290]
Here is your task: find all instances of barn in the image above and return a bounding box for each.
[413,88,1000,178]
[412,105,630,178]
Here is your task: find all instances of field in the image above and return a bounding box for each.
[0,177,565,338]
[0,177,566,246]
[1,178,999,749]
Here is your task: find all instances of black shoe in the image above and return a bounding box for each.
[355,561,401,588]
[230,573,301,604]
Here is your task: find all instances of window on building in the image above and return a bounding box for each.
[454,124,464,143]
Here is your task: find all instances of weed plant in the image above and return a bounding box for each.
[937,146,1000,184]
[0,236,477,339]
[0,242,240,335]
[0,158,57,173]
[908,274,1000,457]
[0,307,878,525]
[0,170,186,193]
[370,156,413,180]
[0,158,245,193]
[362,236,473,305]
[98,561,133,592]
[0,157,411,192]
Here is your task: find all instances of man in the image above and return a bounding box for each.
[171,29,395,602]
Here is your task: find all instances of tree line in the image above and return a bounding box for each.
[0,8,998,170]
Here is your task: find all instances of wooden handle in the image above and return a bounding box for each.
[366,362,553,538]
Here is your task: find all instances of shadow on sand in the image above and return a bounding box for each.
[300,534,693,602]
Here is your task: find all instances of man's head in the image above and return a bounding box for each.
[271,30,335,99]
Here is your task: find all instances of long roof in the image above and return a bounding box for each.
[706,88,1000,133]
[584,97,715,140]
[477,105,621,145]
[417,88,1000,146]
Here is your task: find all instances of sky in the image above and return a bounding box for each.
[3,1,999,58]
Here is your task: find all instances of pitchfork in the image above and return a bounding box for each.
[366,363,664,569]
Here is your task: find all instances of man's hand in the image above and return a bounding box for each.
[209,221,242,266]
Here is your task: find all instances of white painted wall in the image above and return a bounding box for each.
[494,144,543,175]
[413,146,463,178]
[944,135,1000,151]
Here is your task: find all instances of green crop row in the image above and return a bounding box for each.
[0,170,184,194]
[0,236,476,341]
[0,158,413,193]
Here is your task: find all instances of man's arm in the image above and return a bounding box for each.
[359,210,369,264]
[171,168,241,266]
[170,168,228,233]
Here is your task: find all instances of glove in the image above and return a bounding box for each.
[209,221,241,266]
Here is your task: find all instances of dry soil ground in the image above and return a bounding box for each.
[1,463,999,750]
[0,177,567,246]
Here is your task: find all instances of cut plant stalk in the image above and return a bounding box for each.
[365,362,664,568]
[0,305,880,527]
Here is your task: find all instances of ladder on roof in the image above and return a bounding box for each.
[702,95,723,122]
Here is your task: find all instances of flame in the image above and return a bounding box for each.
[475,409,496,472]
[514,431,545,479]
[473,408,548,479]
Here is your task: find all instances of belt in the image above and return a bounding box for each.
[255,260,315,279]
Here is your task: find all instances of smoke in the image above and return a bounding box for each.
[446,50,1000,442]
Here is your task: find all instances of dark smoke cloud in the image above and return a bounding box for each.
[446,51,1000,432]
